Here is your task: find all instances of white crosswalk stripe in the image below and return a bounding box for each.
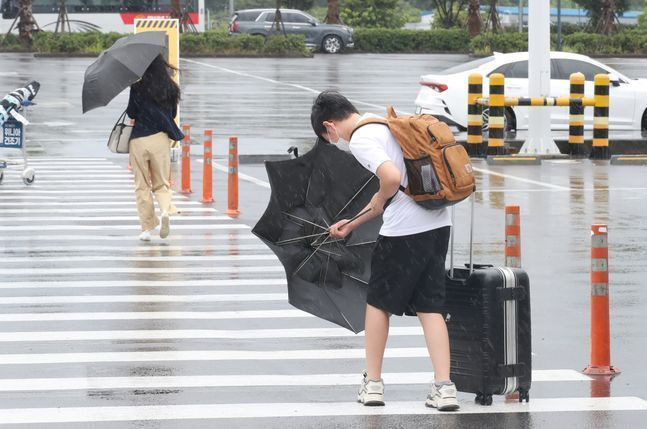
[0,158,643,426]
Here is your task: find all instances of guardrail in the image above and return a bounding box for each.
[466,73,610,160]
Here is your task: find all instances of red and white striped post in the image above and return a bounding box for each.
[505,205,521,268]
[180,123,191,194]
[200,129,214,203]
[226,136,240,218]
[505,205,521,402]
[584,224,620,376]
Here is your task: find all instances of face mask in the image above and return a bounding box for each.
[327,124,348,148]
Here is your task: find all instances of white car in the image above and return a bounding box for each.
[414,51,647,132]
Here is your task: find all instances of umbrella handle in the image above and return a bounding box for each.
[340,208,372,229]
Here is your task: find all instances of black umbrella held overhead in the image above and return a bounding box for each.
[82,31,167,113]
[253,140,382,333]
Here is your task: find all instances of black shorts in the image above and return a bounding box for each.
[367,226,450,316]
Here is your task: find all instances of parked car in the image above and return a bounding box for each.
[229,9,354,54]
[415,51,647,131]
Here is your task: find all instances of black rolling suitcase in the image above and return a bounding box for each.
[445,195,532,405]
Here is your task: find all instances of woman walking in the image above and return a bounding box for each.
[126,55,184,241]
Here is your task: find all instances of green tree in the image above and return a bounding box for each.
[467,0,482,36]
[431,0,468,28]
[325,0,341,24]
[485,0,500,33]
[341,0,408,28]
[573,0,629,34]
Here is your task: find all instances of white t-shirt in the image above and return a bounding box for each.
[349,113,451,237]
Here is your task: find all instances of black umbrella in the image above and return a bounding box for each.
[253,140,382,333]
[82,31,167,113]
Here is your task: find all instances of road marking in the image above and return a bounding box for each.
[0,187,136,192]
[0,265,282,276]
[0,309,307,322]
[0,201,201,206]
[0,254,277,263]
[1,174,134,179]
[0,224,248,231]
[0,371,593,392]
[3,157,109,161]
[0,327,419,342]
[0,244,268,253]
[472,166,571,190]
[182,58,410,115]
[0,347,427,364]
[1,180,134,184]
[4,165,123,170]
[0,196,173,201]
[0,278,286,289]
[0,293,287,305]
[1,397,645,423]
[1,233,260,241]
[0,216,231,222]
[0,208,219,214]
[212,162,271,189]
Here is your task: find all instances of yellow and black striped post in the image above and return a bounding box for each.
[569,72,586,156]
[467,73,483,157]
[592,74,610,160]
[487,73,506,155]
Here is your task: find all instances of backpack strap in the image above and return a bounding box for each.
[349,117,388,140]
[350,106,406,209]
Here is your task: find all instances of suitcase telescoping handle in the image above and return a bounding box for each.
[449,193,475,278]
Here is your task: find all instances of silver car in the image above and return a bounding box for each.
[229,9,355,54]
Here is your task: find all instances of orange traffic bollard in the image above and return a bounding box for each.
[584,224,620,376]
[226,136,240,218]
[180,123,191,194]
[505,205,521,268]
[201,129,214,203]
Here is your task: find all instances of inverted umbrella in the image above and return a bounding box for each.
[82,31,167,113]
[253,140,382,333]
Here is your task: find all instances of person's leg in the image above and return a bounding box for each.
[148,133,172,214]
[130,138,157,232]
[365,304,390,380]
[417,312,451,381]
[147,133,172,238]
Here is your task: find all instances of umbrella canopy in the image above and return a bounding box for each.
[253,140,382,333]
[82,31,167,113]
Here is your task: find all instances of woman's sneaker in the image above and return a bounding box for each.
[159,211,170,239]
[357,371,385,406]
[426,383,460,411]
[138,230,153,242]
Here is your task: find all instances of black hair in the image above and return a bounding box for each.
[132,55,181,109]
[310,90,359,141]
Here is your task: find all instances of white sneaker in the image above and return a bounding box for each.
[357,371,385,406]
[426,383,460,411]
[160,211,170,239]
[138,230,152,242]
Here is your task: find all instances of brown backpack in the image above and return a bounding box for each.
[351,106,475,209]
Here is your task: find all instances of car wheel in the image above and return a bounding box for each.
[322,35,342,54]
[481,108,514,132]
[642,109,647,131]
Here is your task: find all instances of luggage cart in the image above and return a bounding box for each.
[0,81,40,186]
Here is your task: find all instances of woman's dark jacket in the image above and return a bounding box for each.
[126,87,184,141]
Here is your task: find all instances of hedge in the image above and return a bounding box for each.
[0,34,28,52]
[563,29,647,55]
[353,28,470,53]
[7,27,647,56]
[21,31,311,57]
[180,33,311,57]
[469,31,528,55]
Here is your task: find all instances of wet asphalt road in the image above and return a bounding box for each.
[1,53,647,427]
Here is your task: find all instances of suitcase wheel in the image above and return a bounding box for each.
[475,393,493,406]
[519,389,530,403]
